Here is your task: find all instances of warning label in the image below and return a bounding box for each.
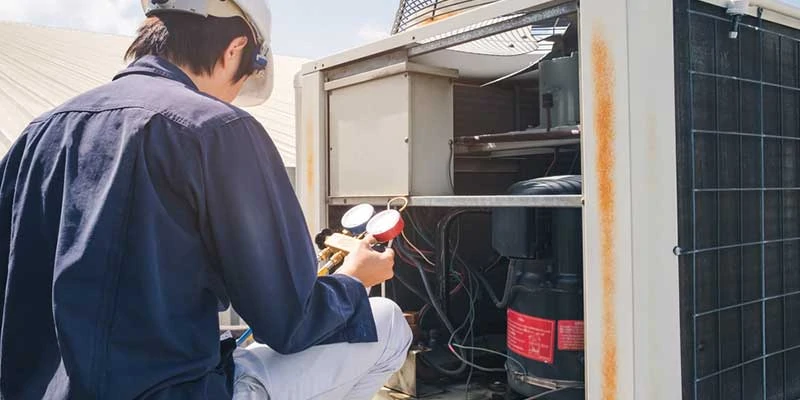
[557,320,585,351]
[507,310,555,364]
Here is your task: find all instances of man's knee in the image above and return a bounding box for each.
[369,297,413,368]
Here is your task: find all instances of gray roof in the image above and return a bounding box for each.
[0,21,305,167]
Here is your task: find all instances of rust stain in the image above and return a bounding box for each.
[417,10,463,27]
[592,29,617,400]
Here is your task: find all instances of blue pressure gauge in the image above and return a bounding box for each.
[340,204,375,235]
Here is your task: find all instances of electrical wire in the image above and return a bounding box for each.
[569,147,581,174]
[404,207,578,396]
[445,273,505,373]
[405,245,469,376]
[446,249,523,375]
[463,270,476,399]
[451,342,527,375]
[467,258,562,309]
[400,212,526,378]
[406,211,434,248]
[393,269,432,304]
[414,209,488,277]
[402,229,542,386]
[401,231,435,266]
[395,240,435,274]
[416,277,464,327]
[544,148,560,176]
[387,197,409,212]
[447,139,455,193]
[483,255,505,274]
[466,263,484,398]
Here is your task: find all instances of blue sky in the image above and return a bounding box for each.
[272,1,398,58]
[0,0,399,60]
[3,1,800,60]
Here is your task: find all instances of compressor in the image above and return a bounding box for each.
[492,175,584,399]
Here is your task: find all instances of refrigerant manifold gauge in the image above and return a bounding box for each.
[340,203,375,235]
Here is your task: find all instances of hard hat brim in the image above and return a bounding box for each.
[233,48,274,107]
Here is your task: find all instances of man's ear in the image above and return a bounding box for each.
[222,36,249,68]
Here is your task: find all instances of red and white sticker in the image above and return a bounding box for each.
[557,320,585,351]
[507,309,556,364]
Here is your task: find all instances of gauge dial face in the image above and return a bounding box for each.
[367,210,404,242]
[341,204,375,233]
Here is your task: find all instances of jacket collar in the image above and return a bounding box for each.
[113,56,199,91]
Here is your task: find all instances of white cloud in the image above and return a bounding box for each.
[0,0,142,37]
[357,24,389,42]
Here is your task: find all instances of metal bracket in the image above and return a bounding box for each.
[329,195,584,208]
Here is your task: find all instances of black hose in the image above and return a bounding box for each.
[405,249,468,376]
[393,271,431,304]
[436,210,490,319]
[420,350,468,377]
[471,259,517,309]
[482,255,505,274]
[412,254,455,334]
[467,259,567,308]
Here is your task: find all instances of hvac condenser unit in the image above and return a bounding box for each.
[295,0,800,398]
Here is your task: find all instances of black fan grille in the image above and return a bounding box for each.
[391,0,499,33]
[675,1,800,398]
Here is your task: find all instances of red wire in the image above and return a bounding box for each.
[397,248,436,274]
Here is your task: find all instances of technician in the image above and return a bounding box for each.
[0,1,412,399]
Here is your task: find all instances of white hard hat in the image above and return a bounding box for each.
[140,0,274,106]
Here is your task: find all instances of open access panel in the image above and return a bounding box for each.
[292,0,800,398]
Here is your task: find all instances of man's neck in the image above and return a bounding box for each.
[176,65,218,97]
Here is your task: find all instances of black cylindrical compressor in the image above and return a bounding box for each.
[491,176,584,399]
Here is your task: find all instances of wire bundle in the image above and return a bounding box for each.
[395,210,528,386]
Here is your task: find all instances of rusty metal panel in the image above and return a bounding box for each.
[578,5,635,397]
[296,71,328,235]
[579,0,682,399]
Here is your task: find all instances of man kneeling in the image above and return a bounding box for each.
[0,1,411,399]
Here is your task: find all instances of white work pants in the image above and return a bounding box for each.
[231,297,413,400]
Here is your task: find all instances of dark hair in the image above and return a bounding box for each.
[125,13,257,82]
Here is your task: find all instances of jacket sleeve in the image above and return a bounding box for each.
[0,131,28,332]
[0,130,28,330]
[197,116,377,354]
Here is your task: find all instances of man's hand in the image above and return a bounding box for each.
[335,235,395,288]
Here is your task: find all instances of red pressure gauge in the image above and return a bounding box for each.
[366,209,405,243]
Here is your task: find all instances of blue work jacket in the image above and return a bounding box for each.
[0,56,377,399]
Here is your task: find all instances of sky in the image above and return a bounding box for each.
[4,1,800,60]
[0,0,399,59]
